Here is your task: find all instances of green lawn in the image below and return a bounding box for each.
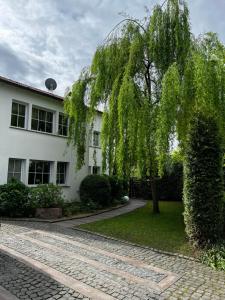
[79,201,196,257]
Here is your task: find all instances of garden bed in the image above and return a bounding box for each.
[1,202,128,223]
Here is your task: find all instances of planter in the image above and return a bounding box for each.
[35,207,62,219]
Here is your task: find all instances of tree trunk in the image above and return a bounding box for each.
[150,177,160,213]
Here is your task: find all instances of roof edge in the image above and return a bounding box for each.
[0,75,64,101]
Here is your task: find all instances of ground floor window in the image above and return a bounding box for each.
[28,160,51,185]
[7,158,23,182]
[57,162,68,184]
[92,166,101,175]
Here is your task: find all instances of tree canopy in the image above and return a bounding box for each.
[157,32,225,174]
[65,0,191,182]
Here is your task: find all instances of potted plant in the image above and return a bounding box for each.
[31,184,64,219]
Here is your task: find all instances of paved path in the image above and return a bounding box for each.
[0,221,225,300]
[57,199,147,227]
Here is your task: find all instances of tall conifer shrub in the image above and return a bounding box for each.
[183,112,224,247]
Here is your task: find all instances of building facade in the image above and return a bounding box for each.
[0,76,103,201]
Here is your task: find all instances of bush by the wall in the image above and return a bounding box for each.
[30,184,64,208]
[80,175,111,209]
[107,175,127,200]
[183,112,224,248]
[0,178,31,217]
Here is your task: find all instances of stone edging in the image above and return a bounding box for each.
[52,202,129,223]
[0,202,129,223]
[73,227,200,263]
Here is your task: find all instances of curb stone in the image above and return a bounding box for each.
[0,202,130,223]
[73,227,200,263]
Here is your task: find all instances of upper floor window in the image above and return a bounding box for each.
[31,107,53,133]
[58,113,68,136]
[7,158,23,182]
[11,102,26,128]
[93,131,100,147]
[28,160,51,185]
[57,162,68,185]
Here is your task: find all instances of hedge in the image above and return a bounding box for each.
[183,112,224,248]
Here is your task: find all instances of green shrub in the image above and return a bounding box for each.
[30,184,64,208]
[63,201,81,217]
[0,178,31,217]
[201,244,225,271]
[106,175,126,200]
[80,175,111,209]
[183,112,224,248]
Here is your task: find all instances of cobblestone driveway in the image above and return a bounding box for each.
[0,221,224,300]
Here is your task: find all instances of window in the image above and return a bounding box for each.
[57,162,68,184]
[11,102,26,128]
[88,166,92,175]
[31,107,53,133]
[93,131,100,147]
[28,160,51,185]
[7,158,23,182]
[58,113,68,136]
[92,166,101,175]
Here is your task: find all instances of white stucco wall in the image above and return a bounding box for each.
[0,82,103,201]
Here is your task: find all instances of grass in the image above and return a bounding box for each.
[79,201,196,257]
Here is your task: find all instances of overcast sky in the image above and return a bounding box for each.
[0,0,224,96]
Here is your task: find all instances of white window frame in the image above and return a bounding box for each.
[28,160,53,185]
[92,166,101,175]
[7,158,26,183]
[93,131,100,147]
[10,100,28,129]
[31,106,55,134]
[58,113,69,136]
[56,162,68,185]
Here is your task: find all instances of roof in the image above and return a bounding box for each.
[0,75,103,114]
[0,75,64,102]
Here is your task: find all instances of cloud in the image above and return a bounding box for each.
[0,0,224,96]
[0,43,28,79]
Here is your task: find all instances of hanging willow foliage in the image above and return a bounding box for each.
[65,0,192,214]
[65,0,191,186]
[157,32,225,174]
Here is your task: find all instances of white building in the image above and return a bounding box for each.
[0,76,103,201]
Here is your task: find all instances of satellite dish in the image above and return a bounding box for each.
[45,78,57,91]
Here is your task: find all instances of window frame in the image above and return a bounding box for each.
[7,158,24,183]
[28,160,52,185]
[92,166,101,175]
[93,131,100,147]
[10,100,27,129]
[56,162,68,185]
[31,106,54,134]
[58,113,69,137]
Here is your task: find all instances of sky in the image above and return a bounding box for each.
[0,0,224,96]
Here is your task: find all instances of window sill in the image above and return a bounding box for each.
[57,184,71,188]
[10,126,68,139]
[28,184,71,188]
[89,145,101,149]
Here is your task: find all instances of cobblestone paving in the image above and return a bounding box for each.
[0,252,88,300]
[0,221,225,300]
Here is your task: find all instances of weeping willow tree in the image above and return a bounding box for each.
[157,32,225,173]
[65,0,191,213]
